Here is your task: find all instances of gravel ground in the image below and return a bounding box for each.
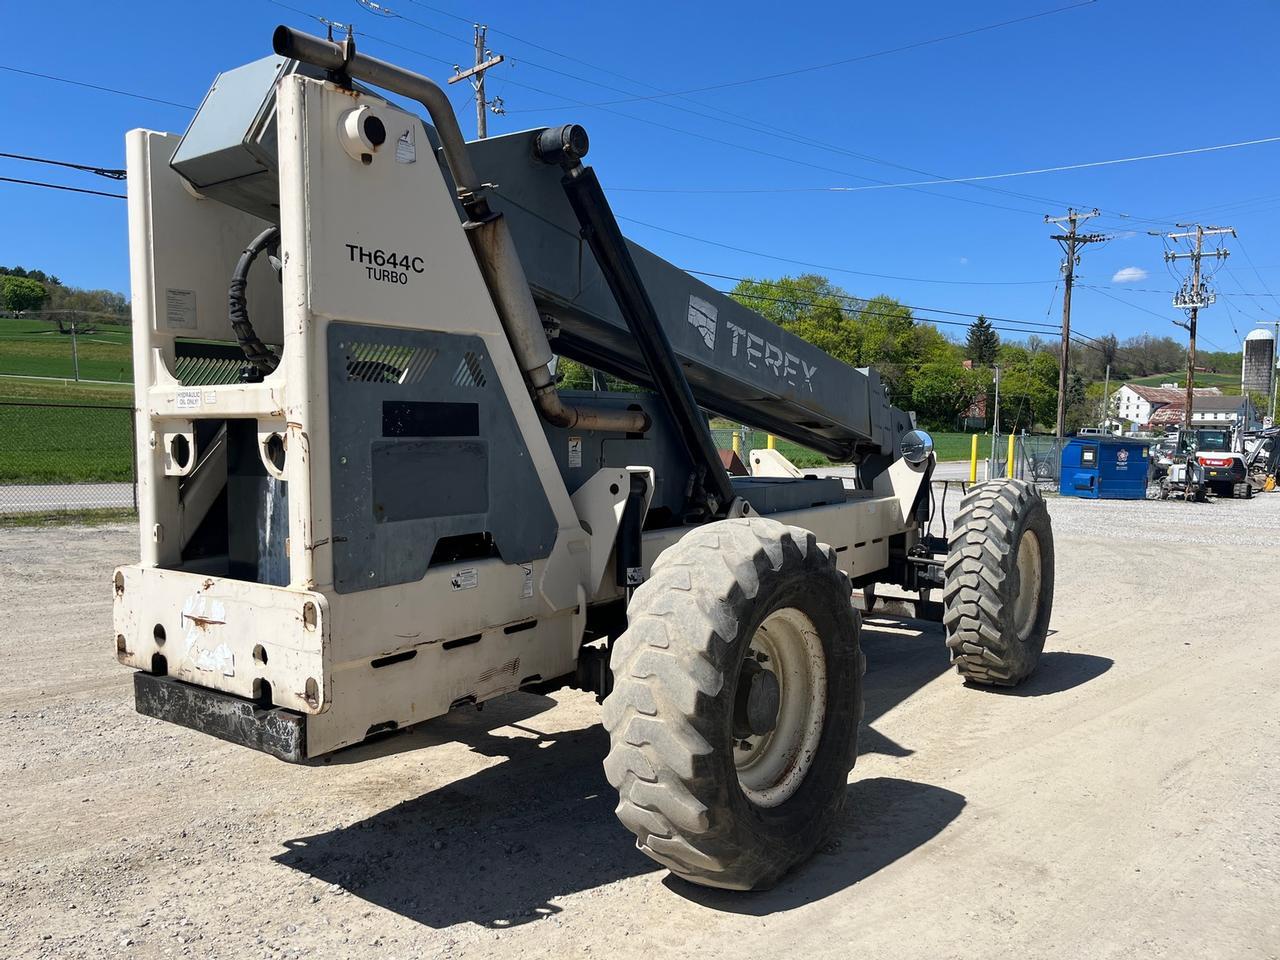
[1045,488,1280,546]
[2,492,1278,959]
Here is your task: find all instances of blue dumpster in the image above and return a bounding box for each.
[1059,437,1149,499]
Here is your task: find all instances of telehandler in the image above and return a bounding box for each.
[113,28,1055,890]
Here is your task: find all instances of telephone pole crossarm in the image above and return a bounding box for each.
[1044,208,1105,438]
[1155,223,1236,430]
[449,25,505,138]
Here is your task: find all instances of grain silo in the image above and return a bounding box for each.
[1242,327,1275,396]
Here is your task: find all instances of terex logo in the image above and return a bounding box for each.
[724,320,818,392]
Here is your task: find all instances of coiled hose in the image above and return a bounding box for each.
[228,226,281,374]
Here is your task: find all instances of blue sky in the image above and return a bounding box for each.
[4,0,1279,351]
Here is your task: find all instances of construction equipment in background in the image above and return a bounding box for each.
[1191,427,1252,499]
[112,29,1056,891]
[1244,425,1280,491]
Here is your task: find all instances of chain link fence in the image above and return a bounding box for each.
[0,402,136,515]
[987,434,1069,486]
[709,425,829,469]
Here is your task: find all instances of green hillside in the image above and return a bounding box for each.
[1127,371,1241,393]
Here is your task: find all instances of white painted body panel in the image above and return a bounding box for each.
[117,75,926,758]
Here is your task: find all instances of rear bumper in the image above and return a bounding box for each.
[133,671,307,763]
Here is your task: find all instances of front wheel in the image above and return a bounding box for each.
[943,479,1055,687]
[602,518,863,890]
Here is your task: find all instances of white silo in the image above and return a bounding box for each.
[1242,327,1275,396]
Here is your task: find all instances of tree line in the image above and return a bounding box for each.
[726,274,1240,434]
[555,272,1239,435]
[0,265,131,324]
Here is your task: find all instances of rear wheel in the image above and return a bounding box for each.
[603,518,863,890]
[943,479,1055,687]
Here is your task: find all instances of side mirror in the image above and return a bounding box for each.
[900,429,934,465]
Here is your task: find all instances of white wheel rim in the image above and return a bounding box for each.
[1012,530,1042,642]
[735,607,827,808]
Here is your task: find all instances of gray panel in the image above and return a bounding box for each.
[328,324,557,593]
[729,476,847,515]
[172,58,442,223]
[371,439,488,521]
[461,130,905,461]
[538,391,694,521]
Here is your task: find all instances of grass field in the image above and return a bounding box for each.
[1129,370,1241,393]
[0,402,135,483]
[0,375,135,484]
[0,317,132,382]
[710,421,994,466]
[0,375,133,405]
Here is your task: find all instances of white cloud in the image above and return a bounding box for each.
[958,256,969,265]
[1112,266,1148,283]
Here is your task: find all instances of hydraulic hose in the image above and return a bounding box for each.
[228,226,281,375]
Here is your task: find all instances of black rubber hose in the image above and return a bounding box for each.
[228,226,281,374]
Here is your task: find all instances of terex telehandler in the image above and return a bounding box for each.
[113,28,1055,890]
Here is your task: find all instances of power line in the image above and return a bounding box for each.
[716,283,1104,352]
[606,135,1280,195]
[0,152,125,180]
[685,269,1104,341]
[719,285,1081,340]
[619,214,1057,286]
[282,2,1076,218]
[0,176,125,199]
[391,1,1114,218]
[1233,234,1280,316]
[290,1,1204,228]
[0,64,196,110]
[507,1,1098,109]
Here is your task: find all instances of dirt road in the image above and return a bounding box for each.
[2,494,1278,960]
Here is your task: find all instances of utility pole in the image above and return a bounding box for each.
[1045,208,1105,438]
[1156,223,1235,431]
[1099,362,1111,431]
[70,316,80,381]
[448,25,505,139]
[990,365,1001,478]
[1272,320,1279,424]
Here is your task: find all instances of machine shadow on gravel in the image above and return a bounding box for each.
[666,776,966,914]
[976,651,1113,697]
[276,712,652,929]
[273,618,969,927]
[858,616,953,758]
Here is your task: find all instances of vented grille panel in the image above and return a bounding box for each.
[345,342,438,385]
[452,351,487,388]
[173,340,255,385]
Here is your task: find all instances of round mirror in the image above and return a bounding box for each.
[900,429,934,465]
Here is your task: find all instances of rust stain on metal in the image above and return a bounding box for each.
[183,613,225,631]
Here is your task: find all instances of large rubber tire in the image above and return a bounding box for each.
[942,478,1055,687]
[602,518,863,890]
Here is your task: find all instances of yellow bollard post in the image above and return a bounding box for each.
[1006,433,1016,479]
[969,434,979,483]
[767,434,777,450]
[732,430,742,456]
